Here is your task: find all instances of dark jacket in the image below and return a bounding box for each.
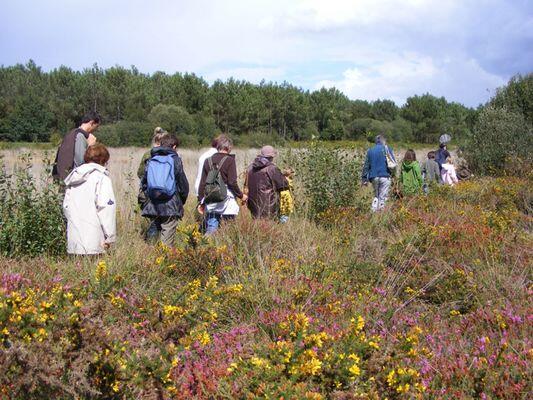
[140,147,189,218]
[52,128,90,181]
[246,156,288,219]
[198,153,243,200]
[436,148,450,169]
[361,144,395,183]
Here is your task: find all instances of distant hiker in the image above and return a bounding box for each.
[421,151,442,194]
[137,127,170,241]
[63,144,116,255]
[279,168,295,223]
[441,156,459,186]
[140,135,189,246]
[245,145,289,219]
[198,135,246,234]
[399,149,423,196]
[435,143,451,171]
[53,111,100,181]
[361,135,396,212]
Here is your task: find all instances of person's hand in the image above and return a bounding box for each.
[362,181,369,187]
[101,241,111,250]
[87,133,97,146]
[197,204,205,215]
[241,194,248,204]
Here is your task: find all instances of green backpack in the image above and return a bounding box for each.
[204,156,228,204]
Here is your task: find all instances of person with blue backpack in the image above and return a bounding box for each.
[140,135,189,246]
[361,135,396,212]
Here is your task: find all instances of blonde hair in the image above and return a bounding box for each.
[282,167,294,178]
[152,127,169,146]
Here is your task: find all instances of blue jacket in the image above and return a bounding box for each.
[361,144,395,182]
[140,147,189,218]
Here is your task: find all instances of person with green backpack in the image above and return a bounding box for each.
[399,149,423,196]
[197,135,246,234]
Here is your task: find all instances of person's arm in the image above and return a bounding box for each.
[194,154,204,196]
[95,176,117,244]
[361,151,370,183]
[73,133,87,167]
[197,159,209,200]
[137,151,149,179]
[174,156,189,205]
[415,163,423,185]
[226,159,243,198]
[388,146,396,162]
[270,166,289,192]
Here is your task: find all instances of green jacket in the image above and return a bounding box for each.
[137,150,151,179]
[400,161,423,195]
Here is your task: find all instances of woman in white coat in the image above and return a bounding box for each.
[63,144,116,255]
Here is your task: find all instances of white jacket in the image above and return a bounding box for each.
[63,163,117,255]
[441,163,459,186]
[194,147,217,196]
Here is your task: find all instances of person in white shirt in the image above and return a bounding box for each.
[63,144,116,255]
[194,136,220,196]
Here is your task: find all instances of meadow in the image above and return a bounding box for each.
[0,145,531,399]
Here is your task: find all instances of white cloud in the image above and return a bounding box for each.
[315,53,505,105]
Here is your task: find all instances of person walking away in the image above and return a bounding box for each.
[62,144,116,255]
[53,111,100,181]
[137,127,169,241]
[197,135,246,234]
[421,151,442,194]
[246,145,289,219]
[194,135,220,232]
[441,156,459,186]
[279,168,295,223]
[140,135,189,246]
[399,149,423,196]
[435,143,451,171]
[361,135,396,212]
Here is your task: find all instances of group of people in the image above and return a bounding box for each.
[362,135,461,212]
[54,112,294,254]
[53,112,466,255]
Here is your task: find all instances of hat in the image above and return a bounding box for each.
[260,145,277,158]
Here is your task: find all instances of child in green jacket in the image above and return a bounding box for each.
[400,149,423,196]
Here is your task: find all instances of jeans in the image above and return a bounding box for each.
[145,220,160,241]
[279,215,289,224]
[205,213,235,235]
[371,177,391,212]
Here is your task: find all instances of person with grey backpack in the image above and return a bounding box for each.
[197,135,246,234]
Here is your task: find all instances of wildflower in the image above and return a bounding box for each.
[348,363,361,377]
[450,310,461,316]
[95,261,108,282]
[155,256,164,265]
[351,315,365,333]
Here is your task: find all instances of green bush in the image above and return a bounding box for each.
[462,106,532,175]
[282,143,366,218]
[98,121,153,147]
[0,153,65,257]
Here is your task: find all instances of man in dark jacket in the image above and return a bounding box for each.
[52,111,100,181]
[246,145,289,219]
[140,135,189,246]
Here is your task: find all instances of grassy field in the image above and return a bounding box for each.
[0,146,531,399]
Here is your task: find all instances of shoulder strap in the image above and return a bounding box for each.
[208,156,214,170]
[218,156,229,170]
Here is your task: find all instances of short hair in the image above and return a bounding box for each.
[160,134,180,149]
[81,111,101,125]
[439,143,447,149]
[152,127,169,146]
[376,135,386,144]
[216,134,232,152]
[403,149,417,162]
[427,151,436,159]
[211,135,220,148]
[84,143,109,166]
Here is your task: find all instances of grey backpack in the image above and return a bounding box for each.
[204,156,228,204]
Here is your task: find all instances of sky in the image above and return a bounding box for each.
[1,0,532,107]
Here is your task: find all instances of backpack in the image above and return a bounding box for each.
[203,156,228,204]
[146,154,176,201]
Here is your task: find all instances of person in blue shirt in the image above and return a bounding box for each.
[361,135,396,212]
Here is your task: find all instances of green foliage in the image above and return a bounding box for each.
[284,143,367,218]
[490,73,533,125]
[463,106,532,175]
[0,61,478,145]
[98,121,153,147]
[0,154,65,257]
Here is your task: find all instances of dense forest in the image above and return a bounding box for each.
[0,60,518,147]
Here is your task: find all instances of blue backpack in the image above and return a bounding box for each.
[146,154,176,201]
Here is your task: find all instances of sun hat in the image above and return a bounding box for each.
[260,145,277,158]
